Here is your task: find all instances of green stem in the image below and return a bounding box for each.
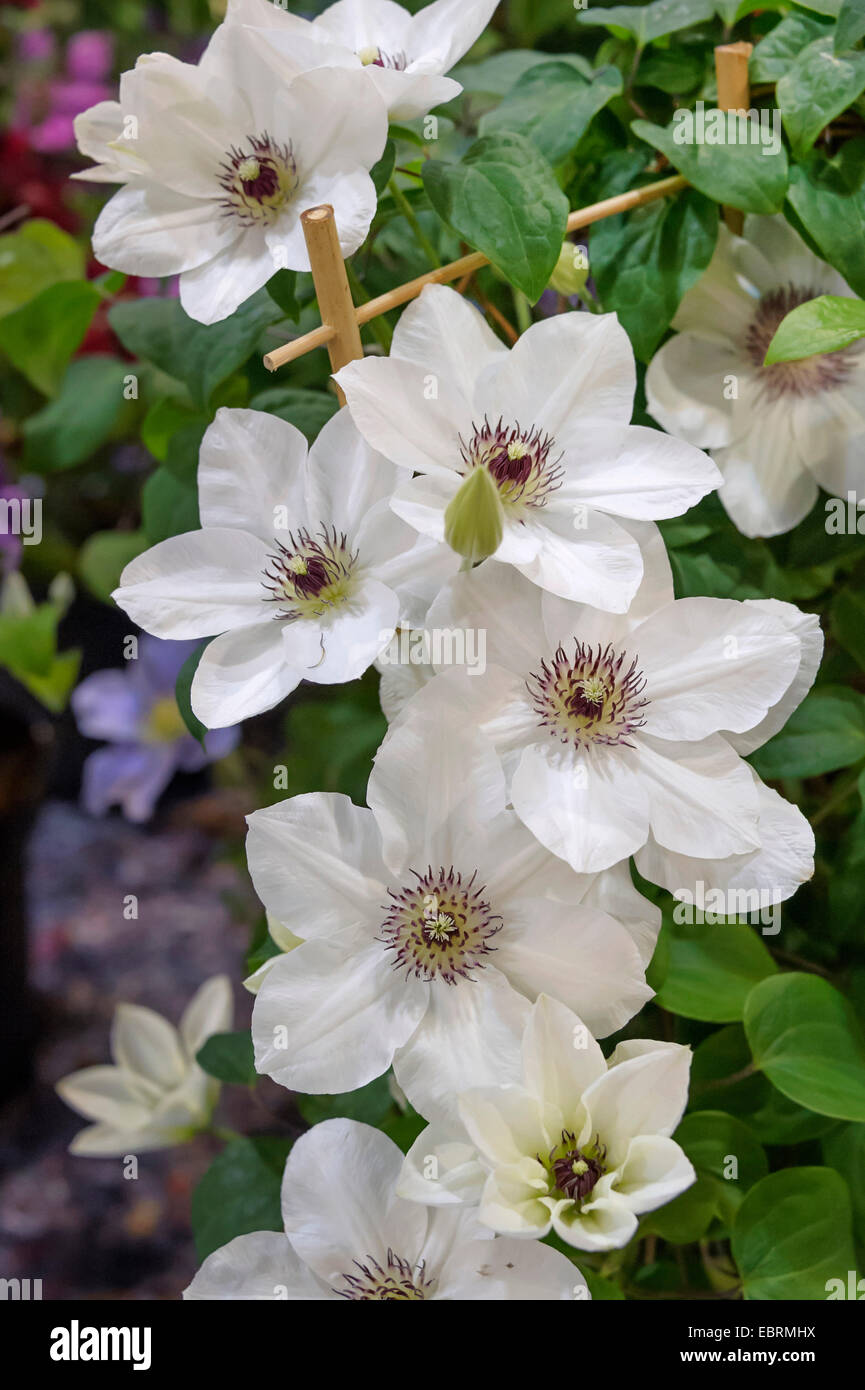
[512,289,532,336]
[811,760,865,827]
[388,175,441,268]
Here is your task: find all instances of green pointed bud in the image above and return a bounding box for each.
[548,241,589,297]
[444,467,504,566]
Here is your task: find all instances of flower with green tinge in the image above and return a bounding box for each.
[335,284,720,610]
[646,214,865,538]
[184,1117,587,1299]
[227,0,500,121]
[78,23,387,323]
[386,520,821,888]
[243,911,303,994]
[112,407,456,729]
[247,703,658,1129]
[398,995,695,1252]
[56,976,232,1156]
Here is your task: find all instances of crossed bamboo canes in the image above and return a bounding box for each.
[264,43,753,399]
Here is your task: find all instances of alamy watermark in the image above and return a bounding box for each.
[380,627,487,675]
[672,881,780,935]
[0,495,41,545]
[673,101,781,158]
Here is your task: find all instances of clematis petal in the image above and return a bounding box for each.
[183,1231,331,1300]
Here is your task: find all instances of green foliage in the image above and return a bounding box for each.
[196,1031,257,1086]
[423,132,569,301]
[765,293,865,361]
[732,1168,856,1299]
[631,116,788,214]
[191,1136,291,1261]
[745,973,865,1121]
[479,62,623,165]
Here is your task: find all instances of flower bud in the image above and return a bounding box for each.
[444,466,504,565]
[548,241,589,297]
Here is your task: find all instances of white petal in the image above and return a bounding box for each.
[480,311,635,434]
[336,354,466,476]
[368,701,507,871]
[615,1134,696,1215]
[513,509,643,611]
[184,1231,330,1300]
[437,1235,583,1301]
[633,733,761,859]
[714,401,819,539]
[520,994,606,1116]
[295,576,399,685]
[551,1193,638,1251]
[179,226,273,325]
[645,333,739,448]
[93,183,236,277]
[635,597,802,741]
[111,1003,186,1090]
[55,1066,152,1129]
[246,793,385,937]
[561,423,721,518]
[391,283,505,384]
[393,971,529,1128]
[458,1085,552,1169]
[671,224,755,340]
[306,408,398,537]
[494,902,652,1038]
[726,599,823,755]
[407,0,501,72]
[397,1123,487,1207]
[281,1117,428,1283]
[180,975,233,1058]
[581,1047,693,1167]
[198,409,310,540]
[252,938,427,1093]
[510,741,650,874]
[113,529,270,639]
[191,621,298,727]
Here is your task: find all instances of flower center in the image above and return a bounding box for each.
[528,641,649,749]
[334,1250,432,1300]
[357,45,406,69]
[745,284,857,401]
[380,867,502,984]
[262,526,357,621]
[141,694,187,744]
[459,416,563,515]
[218,133,298,227]
[545,1130,607,1204]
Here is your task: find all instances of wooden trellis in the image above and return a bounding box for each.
[263,44,752,397]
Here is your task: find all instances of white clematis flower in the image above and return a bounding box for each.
[399,995,695,1252]
[228,0,500,122]
[646,214,865,538]
[247,706,659,1128]
[113,407,455,729]
[81,24,387,323]
[56,976,232,1156]
[184,1117,587,1300]
[389,520,821,887]
[334,284,720,610]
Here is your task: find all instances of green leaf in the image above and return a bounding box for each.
[450,50,592,98]
[576,0,715,44]
[0,280,101,396]
[0,600,80,712]
[765,293,865,361]
[22,356,130,470]
[778,36,865,160]
[265,269,300,322]
[142,464,199,544]
[296,1075,395,1128]
[422,132,568,302]
[749,686,865,778]
[745,972,865,1121]
[108,290,282,409]
[191,1136,291,1261]
[0,219,84,318]
[654,918,777,1022]
[750,13,832,81]
[631,116,788,214]
[787,140,865,298]
[141,397,205,464]
[479,62,622,166]
[196,1031,256,1086]
[590,188,717,361]
[175,640,210,746]
[79,530,147,603]
[833,588,865,670]
[822,1123,865,1244]
[370,138,396,195]
[248,387,338,442]
[676,1111,767,1220]
[643,1174,721,1244]
[836,0,865,51]
[732,1167,856,1299]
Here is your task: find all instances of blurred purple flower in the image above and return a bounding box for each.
[72,636,240,823]
[0,483,27,572]
[26,31,115,153]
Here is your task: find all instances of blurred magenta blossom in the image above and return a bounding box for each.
[72,636,239,823]
[18,29,115,152]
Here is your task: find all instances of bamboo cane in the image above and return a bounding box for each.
[262,173,688,372]
[715,41,754,236]
[299,204,365,402]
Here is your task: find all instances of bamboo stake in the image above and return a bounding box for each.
[299,204,364,403]
[715,41,753,236]
[263,173,687,372]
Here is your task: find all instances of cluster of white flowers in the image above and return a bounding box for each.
[62,0,826,1302]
